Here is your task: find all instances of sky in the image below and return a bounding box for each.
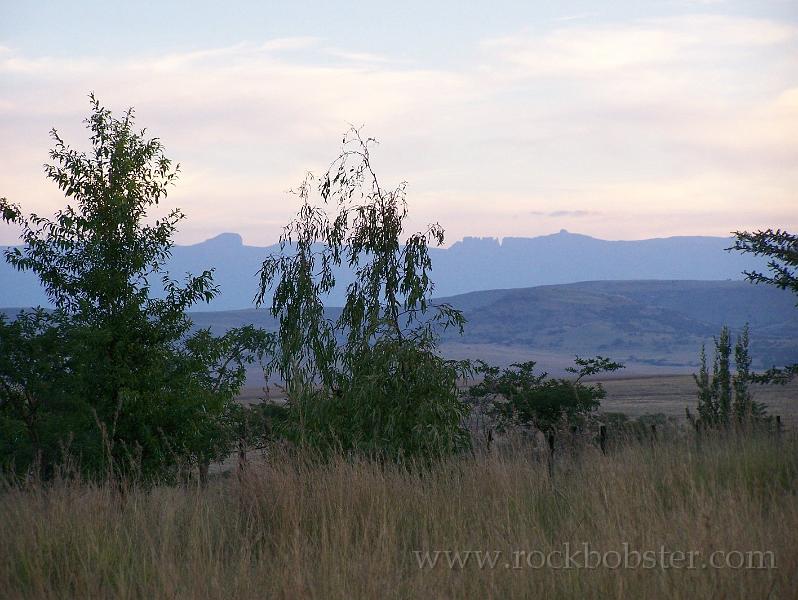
[1,0,797,246]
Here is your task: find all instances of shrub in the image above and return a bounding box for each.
[469,356,624,435]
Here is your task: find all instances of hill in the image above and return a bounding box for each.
[435,280,797,371]
[183,280,797,376]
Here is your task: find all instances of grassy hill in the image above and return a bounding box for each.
[180,280,798,374]
[7,279,793,374]
[434,280,798,370]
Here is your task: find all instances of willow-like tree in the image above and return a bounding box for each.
[257,129,469,460]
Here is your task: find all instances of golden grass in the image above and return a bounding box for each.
[598,376,798,427]
[2,433,797,599]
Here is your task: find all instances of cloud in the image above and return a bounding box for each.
[552,13,597,23]
[481,15,797,76]
[547,210,599,218]
[323,48,395,63]
[1,14,796,246]
[261,37,321,52]
[529,210,600,218]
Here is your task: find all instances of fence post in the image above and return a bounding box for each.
[198,461,209,488]
[694,420,702,453]
[237,438,248,481]
[776,415,782,438]
[599,425,607,456]
[547,432,555,478]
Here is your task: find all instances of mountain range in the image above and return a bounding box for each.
[0,230,774,310]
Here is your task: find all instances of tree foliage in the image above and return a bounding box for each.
[0,96,272,480]
[730,228,798,381]
[256,129,469,461]
[690,324,767,428]
[732,228,798,299]
[0,310,73,474]
[469,357,624,435]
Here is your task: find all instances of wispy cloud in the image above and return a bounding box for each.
[529,210,600,218]
[548,210,599,218]
[481,15,797,76]
[1,14,796,246]
[552,13,597,23]
[323,48,396,63]
[261,37,321,52]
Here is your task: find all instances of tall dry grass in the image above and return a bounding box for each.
[2,432,796,599]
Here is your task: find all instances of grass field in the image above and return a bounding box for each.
[2,432,796,599]
[5,371,795,598]
[597,375,798,427]
[237,373,798,427]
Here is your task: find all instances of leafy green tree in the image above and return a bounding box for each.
[691,324,766,428]
[732,325,756,422]
[730,228,798,380]
[732,229,798,298]
[178,325,273,474]
[0,95,271,480]
[256,129,470,461]
[0,309,73,474]
[469,357,624,435]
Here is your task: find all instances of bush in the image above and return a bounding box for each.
[469,356,624,435]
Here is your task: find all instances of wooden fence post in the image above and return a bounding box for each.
[198,461,209,488]
[599,425,607,456]
[695,420,702,453]
[547,432,555,478]
[237,438,248,481]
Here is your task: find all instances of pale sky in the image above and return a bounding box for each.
[1,0,796,246]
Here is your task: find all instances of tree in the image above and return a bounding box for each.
[469,357,625,435]
[256,129,470,461]
[178,325,274,474]
[0,309,72,474]
[730,229,798,380]
[0,95,272,480]
[690,324,766,429]
[732,229,798,298]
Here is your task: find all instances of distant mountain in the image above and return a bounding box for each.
[184,280,798,375]
[0,230,772,310]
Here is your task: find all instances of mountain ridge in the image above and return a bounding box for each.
[0,230,771,310]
